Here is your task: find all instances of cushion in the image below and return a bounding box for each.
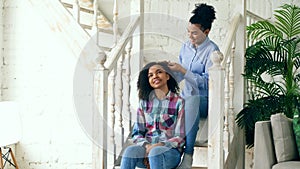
[270,113,299,162]
[272,161,300,169]
[253,121,277,169]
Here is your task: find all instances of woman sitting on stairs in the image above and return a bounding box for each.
[168,3,219,169]
[120,61,185,169]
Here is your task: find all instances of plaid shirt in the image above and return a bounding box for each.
[131,91,185,149]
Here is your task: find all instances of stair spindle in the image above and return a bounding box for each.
[92,0,99,44]
[113,0,119,46]
[110,66,117,163]
[117,51,125,144]
[223,53,230,156]
[229,44,236,137]
[125,39,132,135]
[72,0,80,23]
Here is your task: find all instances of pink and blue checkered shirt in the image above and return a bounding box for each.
[132,91,185,149]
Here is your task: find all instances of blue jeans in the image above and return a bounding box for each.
[120,145,181,169]
[184,95,208,154]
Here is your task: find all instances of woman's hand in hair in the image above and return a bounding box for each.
[168,61,187,75]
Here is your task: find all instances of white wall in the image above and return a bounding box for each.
[131,0,300,64]
[246,0,300,20]
[2,1,92,168]
[128,0,246,63]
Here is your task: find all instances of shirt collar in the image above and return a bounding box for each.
[188,37,209,49]
[149,91,173,101]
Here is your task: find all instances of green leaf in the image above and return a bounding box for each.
[247,21,283,41]
[275,4,300,38]
[238,3,300,148]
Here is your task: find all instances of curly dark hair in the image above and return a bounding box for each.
[189,3,216,31]
[137,62,180,100]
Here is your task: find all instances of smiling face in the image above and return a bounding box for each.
[187,23,209,47]
[148,64,170,94]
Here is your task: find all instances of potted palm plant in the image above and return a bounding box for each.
[236,4,300,148]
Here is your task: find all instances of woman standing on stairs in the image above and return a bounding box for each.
[120,62,185,169]
[168,3,219,169]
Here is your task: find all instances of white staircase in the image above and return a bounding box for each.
[31,0,274,168]
[57,1,245,169]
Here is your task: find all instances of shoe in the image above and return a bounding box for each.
[176,153,193,169]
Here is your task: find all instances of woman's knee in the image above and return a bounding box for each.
[148,146,168,157]
[123,145,145,158]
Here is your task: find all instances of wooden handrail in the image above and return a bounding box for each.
[104,16,140,72]
[221,14,241,67]
[246,10,267,21]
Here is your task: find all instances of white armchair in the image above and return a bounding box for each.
[253,113,300,169]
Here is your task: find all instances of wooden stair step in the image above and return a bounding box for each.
[60,1,94,14]
[60,0,116,50]
[60,1,112,30]
[81,23,113,34]
[192,146,208,168]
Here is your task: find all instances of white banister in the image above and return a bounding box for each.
[207,9,245,169]
[208,51,225,169]
[221,14,241,67]
[225,1,247,167]
[56,1,142,168]
[104,16,140,72]
[93,14,140,169]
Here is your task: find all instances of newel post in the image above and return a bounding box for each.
[93,52,108,169]
[208,51,225,169]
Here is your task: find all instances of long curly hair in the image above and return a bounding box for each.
[189,3,216,31]
[137,62,180,100]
